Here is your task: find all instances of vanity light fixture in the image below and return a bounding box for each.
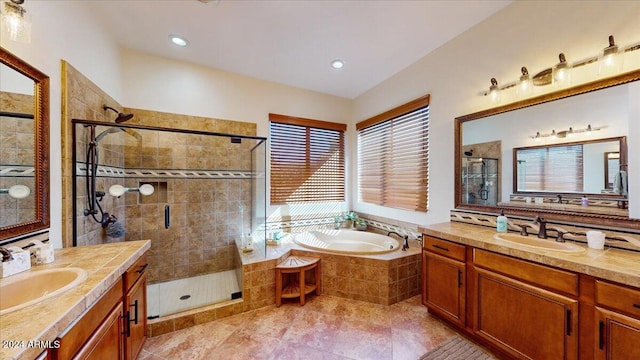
[169,34,189,47]
[553,53,571,86]
[598,35,622,76]
[0,0,31,43]
[529,124,602,140]
[330,59,345,69]
[480,33,639,100]
[516,67,533,98]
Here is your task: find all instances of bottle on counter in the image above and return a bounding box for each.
[496,209,508,233]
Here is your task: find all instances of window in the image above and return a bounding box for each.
[356,95,430,212]
[269,113,346,204]
[516,144,584,192]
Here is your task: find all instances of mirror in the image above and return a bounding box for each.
[455,69,640,229]
[0,47,50,241]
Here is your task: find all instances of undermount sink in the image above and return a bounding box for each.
[493,233,585,253]
[0,267,88,315]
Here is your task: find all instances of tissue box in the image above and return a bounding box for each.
[1,247,31,278]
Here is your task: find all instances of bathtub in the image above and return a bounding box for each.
[294,229,401,255]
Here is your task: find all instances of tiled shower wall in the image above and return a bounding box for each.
[63,61,258,284]
[0,91,35,227]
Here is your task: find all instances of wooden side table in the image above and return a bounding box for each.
[275,256,321,307]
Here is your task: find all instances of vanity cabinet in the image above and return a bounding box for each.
[123,255,148,360]
[422,236,466,327]
[594,280,640,360]
[50,253,147,360]
[473,249,579,360]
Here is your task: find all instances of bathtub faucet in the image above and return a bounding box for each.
[387,231,410,251]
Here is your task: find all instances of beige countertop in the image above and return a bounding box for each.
[0,240,150,360]
[419,222,640,289]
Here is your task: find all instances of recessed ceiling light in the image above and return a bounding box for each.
[169,34,189,47]
[331,59,344,69]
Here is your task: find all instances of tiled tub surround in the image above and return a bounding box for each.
[420,222,640,288]
[0,240,150,360]
[147,230,422,337]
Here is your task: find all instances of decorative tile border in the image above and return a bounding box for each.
[75,162,254,179]
[0,165,35,177]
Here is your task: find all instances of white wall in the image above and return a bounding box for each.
[1,1,123,248]
[351,1,640,225]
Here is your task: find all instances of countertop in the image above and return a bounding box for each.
[0,240,150,360]
[419,222,640,288]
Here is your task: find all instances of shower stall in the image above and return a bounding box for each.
[461,157,499,206]
[72,119,266,318]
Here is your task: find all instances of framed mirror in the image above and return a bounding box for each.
[0,47,50,241]
[455,69,640,229]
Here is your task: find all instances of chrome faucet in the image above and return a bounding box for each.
[533,216,547,239]
[388,231,410,251]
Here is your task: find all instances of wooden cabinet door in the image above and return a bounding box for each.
[474,268,578,360]
[595,307,640,360]
[423,250,465,326]
[74,304,124,360]
[124,273,147,360]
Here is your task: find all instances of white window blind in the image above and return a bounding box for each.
[356,95,430,212]
[269,113,346,204]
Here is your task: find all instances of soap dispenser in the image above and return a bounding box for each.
[496,210,508,233]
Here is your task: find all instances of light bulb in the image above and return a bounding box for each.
[553,53,571,87]
[551,130,557,139]
[516,67,533,98]
[488,78,500,103]
[598,35,622,76]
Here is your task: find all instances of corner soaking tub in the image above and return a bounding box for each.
[294,229,401,255]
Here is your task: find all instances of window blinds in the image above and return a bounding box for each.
[356,96,430,212]
[269,113,346,204]
[517,144,584,192]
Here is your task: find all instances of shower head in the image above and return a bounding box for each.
[464,150,473,157]
[103,105,134,123]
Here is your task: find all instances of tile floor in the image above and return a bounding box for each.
[140,294,480,360]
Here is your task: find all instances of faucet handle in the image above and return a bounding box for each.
[547,225,569,243]
[517,223,535,236]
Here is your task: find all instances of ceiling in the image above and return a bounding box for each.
[87,0,511,99]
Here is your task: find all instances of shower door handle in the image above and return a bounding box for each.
[165,205,170,229]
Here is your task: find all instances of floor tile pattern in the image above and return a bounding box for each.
[140,295,483,360]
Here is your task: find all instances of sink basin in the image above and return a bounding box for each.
[0,267,87,315]
[493,233,585,253]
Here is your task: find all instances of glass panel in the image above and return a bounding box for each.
[73,121,266,317]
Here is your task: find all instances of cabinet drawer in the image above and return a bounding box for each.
[424,236,466,262]
[123,254,148,291]
[473,249,578,297]
[595,280,640,318]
